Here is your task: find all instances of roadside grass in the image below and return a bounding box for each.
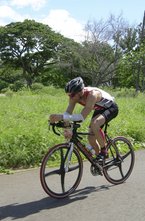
[0,87,145,172]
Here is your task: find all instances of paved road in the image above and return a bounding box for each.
[0,149,145,221]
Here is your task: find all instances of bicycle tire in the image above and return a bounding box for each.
[103,136,135,185]
[40,143,83,199]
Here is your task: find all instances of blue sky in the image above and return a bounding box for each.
[0,0,144,42]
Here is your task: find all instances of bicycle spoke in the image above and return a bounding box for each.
[121,150,132,160]
[103,159,115,169]
[113,157,125,178]
[59,148,67,193]
[44,169,61,177]
[60,170,65,193]
[68,165,80,172]
[118,163,124,178]
[60,148,66,166]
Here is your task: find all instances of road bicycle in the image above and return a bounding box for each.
[40,121,135,199]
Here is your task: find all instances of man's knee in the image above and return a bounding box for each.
[88,128,94,140]
[91,117,105,131]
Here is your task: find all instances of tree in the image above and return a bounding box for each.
[118,42,145,90]
[77,41,115,86]
[116,11,145,91]
[78,15,127,87]
[0,20,63,87]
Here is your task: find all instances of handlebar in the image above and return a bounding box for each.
[49,120,109,142]
[49,121,66,136]
[49,121,81,136]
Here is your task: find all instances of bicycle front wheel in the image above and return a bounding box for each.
[103,136,135,185]
[40,143,83,199]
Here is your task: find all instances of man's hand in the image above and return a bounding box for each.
[64,128,73,139]
[49,114,63,123]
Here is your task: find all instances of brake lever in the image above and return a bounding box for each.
[52,124,60,136]
[48,121,72,136]
[48,121,51,130]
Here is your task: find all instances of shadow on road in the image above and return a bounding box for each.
[0,184,112,220]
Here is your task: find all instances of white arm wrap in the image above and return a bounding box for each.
[63,112,84,122]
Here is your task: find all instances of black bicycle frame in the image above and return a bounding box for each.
[74,138,95,163]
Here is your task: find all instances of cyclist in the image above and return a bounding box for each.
[49,77,118,159]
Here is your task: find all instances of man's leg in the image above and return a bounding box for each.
[88,114,106,155]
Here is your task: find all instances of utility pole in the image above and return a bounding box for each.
[141,11,145,91]
[141,11,145,41]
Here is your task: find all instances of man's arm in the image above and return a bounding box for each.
[65,99,76,114]
[81,90,101,119]
[49,98,76,123]
[50,90,101,123]
[63,91,101,122]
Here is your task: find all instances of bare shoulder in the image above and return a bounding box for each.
[87,89,102,102]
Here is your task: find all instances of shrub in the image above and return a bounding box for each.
[113,87,137,98]
[9,81,25,92]
[31,83,44,91]
[0,80,9,91]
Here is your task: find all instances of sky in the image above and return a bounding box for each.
[0,0,145,42]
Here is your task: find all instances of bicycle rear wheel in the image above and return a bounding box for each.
[40,143,83,199]
[103,136,135,185]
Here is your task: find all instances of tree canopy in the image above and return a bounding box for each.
[0,19,63,87]
[0,13,145,91]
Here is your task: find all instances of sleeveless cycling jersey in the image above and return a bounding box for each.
[78,87,115,110]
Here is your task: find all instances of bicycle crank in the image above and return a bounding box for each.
[90,164,103,176]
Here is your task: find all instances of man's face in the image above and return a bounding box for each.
[67,89,84,100]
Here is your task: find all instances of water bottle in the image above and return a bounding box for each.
[86,144,96,155]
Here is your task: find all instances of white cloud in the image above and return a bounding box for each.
[0,5,32,26]
[41,9,86,42]
[10,0,47,11]
[0,5,23,20]
[0,4,86,42]
[0,19,6,26]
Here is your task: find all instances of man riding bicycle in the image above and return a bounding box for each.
[49,77,119,160]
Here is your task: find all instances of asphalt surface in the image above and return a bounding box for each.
[0,149,145,221]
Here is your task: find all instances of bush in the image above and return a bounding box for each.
[31,83,44,91]
[9,81,25,92]
[5,89,14,97]
[0,80,9,91]
[113,87,137,98]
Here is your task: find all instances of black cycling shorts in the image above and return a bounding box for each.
[91,102,119,123]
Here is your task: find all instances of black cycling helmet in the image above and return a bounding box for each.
[65,77,84,94]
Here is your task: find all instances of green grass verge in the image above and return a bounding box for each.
[0,87,145,171]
